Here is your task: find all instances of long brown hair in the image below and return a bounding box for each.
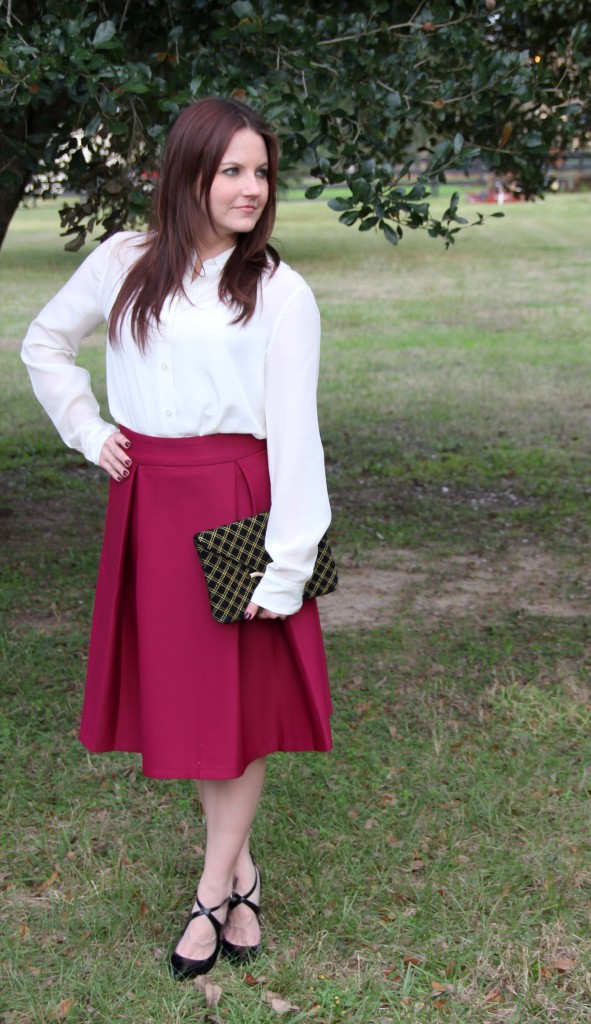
[109,97,280,349]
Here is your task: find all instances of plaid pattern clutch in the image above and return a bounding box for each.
[194,511,338,624]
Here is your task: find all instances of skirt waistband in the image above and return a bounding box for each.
[119,427,267,467]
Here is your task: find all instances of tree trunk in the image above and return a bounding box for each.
[0,125,32,249]
[0,175,29,249]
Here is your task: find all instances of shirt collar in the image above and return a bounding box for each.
[201,246,236,272]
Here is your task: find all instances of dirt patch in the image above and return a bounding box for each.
[319,547,590,631]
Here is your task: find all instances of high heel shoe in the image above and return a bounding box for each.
[170,893,230,980]
[221,865,261,963]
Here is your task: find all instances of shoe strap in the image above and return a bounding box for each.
[188,893,230,939]
[229,866,260,917]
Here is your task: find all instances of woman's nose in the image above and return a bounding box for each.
[242,173,262,195]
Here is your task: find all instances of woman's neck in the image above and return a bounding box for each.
[195,230,237,265]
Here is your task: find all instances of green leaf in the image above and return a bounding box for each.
[305,184,325,199]
[107,121,129,136]
[433,139,453,164]
[381,223,399,245]
[349,178,372,204]
[93,21,117,47]
[338,210,359,226]
[453,132,464,154]
[327,196,353,211]
[64,231,86,252]
[232,0,256,17]
[121,82,150,94]
[404,184,428,202]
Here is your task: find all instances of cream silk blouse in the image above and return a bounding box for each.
[21,232,331,615]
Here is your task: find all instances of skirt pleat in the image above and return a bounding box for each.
[79,428,332,778]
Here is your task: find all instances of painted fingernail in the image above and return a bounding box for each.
[124,441,131,449]
[124,459,132,467]
[122,469,129,477]
[116,474,123,482]
[243,611,253,621]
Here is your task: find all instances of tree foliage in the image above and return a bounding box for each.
[0,0,589,250]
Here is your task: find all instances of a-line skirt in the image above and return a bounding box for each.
[79,428,332,779]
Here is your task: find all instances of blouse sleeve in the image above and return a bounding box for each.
[250,283,331,615]
[21,238,121,465]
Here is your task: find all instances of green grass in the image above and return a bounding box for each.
[1,195,591,1022]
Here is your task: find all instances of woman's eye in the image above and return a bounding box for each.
[223,167,238,176]
[256,168,268,178]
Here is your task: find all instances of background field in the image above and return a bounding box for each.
[1,193,590,1023]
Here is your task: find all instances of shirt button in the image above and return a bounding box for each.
[165,409,172,417]
[161,363,168,370]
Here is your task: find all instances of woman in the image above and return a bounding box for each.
[21,97,332,979]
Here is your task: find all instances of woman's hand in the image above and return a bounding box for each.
[244,602,287,622]
[98,431,132,482]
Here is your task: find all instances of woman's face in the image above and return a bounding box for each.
[203,127,269,247]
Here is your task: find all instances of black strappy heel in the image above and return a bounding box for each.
[221,865,261,963]
[170,892,230,980]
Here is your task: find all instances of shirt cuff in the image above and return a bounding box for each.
[74,420,119,465]
[251,571,305,617]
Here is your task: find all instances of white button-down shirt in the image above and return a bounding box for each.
[21,232,331,614]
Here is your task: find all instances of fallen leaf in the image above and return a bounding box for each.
[37,870,59,895]
[139,901,147,920]
[205,983,223,1007]
[403,954,423,966]
[262,992,300,1014]
[389,725,400,738]
[65,851,76,862]
[485,987,504,1003]
[364,818,378,830]
[411,859,425,872]
[194,977,223,1007]
[56,999,73,1020]
[432,981,448,992]
[244,972,267,985]
[433,1000,447,1009]
[401,996,412,1005]
[548,957,575,973]
[19,923,30,940]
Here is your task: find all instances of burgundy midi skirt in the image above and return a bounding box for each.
[79,429,332,779]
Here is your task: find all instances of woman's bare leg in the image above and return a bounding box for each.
[221,833,262,948]
[175,756,266,960]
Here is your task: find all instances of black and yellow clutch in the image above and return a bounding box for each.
[194,511,338,624]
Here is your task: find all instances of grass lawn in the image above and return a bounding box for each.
[1,193,590,1023]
